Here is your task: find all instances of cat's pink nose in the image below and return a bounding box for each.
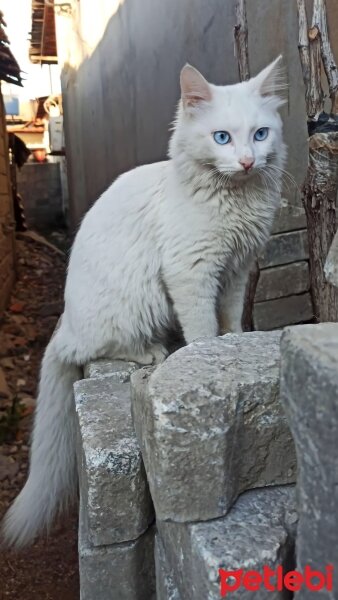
[239,157,254,171]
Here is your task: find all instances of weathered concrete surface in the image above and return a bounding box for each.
[78,501,156,600]
[75,377,154,546]
[131,331,296,522]
[157,486,297,600]
[259,230,308,269]
[155,535,181,600]
[324,230,338,288]
[253,293,313,330]
[280,324,338,599]
[255,262,309,302]
[84,359,139,381]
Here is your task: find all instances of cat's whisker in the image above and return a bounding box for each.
[260,169,282,193]
[256,170,273,199]
[266,163,297,186]
[265,155,296,182]
[200,162,239,191]
[263,164,299,194]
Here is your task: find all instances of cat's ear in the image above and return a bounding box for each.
[180,64,212,110]
[250,55,287,99]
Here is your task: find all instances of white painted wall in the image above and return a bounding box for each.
[55,0,338,228]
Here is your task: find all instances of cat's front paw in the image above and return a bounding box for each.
[220,325,243,336]
[149,343,168,365]
[123,344,168,365]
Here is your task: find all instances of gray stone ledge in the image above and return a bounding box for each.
[131,331,296,523]
[84,359,139,381]
[79,501,156,600]
[157,486,297,600]
[75,376,154,546]
[155,535,182,600]
[280,324,338,598]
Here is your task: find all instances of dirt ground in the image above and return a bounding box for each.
[0,231,79,600]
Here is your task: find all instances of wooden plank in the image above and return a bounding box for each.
[255,261,310,302]
[30,55,58,63]
[253,293,313,330]
[259,230,309,269]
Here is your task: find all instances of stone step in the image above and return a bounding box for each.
[156,486,297,600]
[84,358,139,381]
[131,331,296,523]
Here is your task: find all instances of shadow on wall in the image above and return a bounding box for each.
[60,0,338,230]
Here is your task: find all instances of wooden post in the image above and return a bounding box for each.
[234,0,260,331]
[234,0,250,82]
[297,0,338,322]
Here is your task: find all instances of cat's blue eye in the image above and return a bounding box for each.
[254,127,269,141]
[213,131,231,145]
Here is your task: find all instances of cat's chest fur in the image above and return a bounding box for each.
[163,182,277,277]
[217,190,276,264]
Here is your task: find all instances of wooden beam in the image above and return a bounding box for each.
[30,55,58,62]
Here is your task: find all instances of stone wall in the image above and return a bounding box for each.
[16,161,64,231]
[74,320,338,599]
[0,92,15,314]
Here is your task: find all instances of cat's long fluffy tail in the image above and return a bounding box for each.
[2,329,81,548]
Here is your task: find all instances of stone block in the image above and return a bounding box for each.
[255,261,309,302]
[271,199,307,234]
[253,293,313,330]
[131,331,296,523]
[280,324,338,598]
[157,486,297,600]
[84,358,138,381]
[324,230,338,288]
[259,230,308,269]
[75,376,154,546]
[79,501,156,600]
[155,535,181,600]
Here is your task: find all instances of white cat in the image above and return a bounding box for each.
[3,57,287,547]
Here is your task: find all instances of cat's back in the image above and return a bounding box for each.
[69,160,169,275]
[81,160,168,232]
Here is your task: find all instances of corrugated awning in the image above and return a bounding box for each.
[0,11,23,86]
[30,0,58,64]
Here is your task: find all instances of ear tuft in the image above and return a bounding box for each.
[180,64,212,109]
[250,55,288,99]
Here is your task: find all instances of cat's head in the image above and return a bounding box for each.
[170,57,287,184]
